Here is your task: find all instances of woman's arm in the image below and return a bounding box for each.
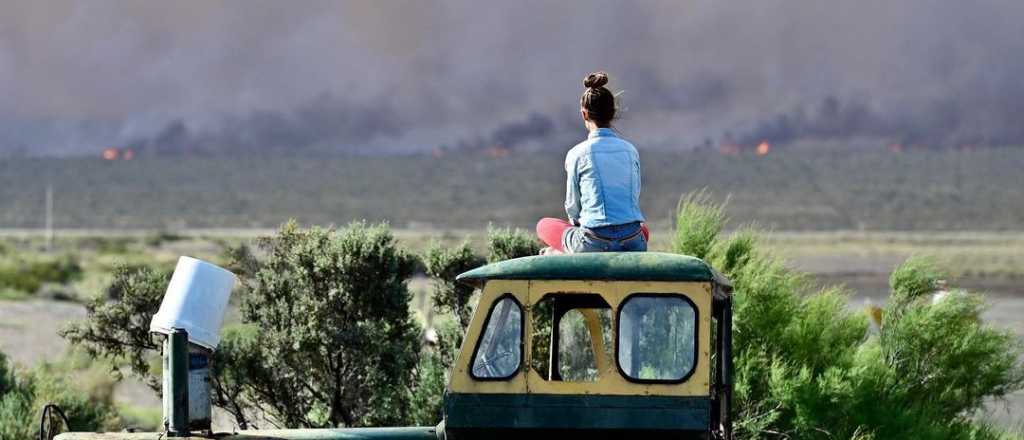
[564,153,582,224]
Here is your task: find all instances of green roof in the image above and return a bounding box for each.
[456,252,716,286]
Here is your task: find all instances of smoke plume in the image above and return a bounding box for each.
[2,0,1023,155]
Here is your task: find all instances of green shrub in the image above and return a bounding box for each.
[230,221,423,427]
[422,242,485,330]
[145,230,185,248]
[115,404,162,432]
[487,226,540,262]
[408,347,449,427]
[888,255,948,305]
[209,323,263,430]
[0,351,120,440]
[64,221,424,429]
[0,254,84,297]
[674,191,1024,440]
[75,237,134,255]
[60,265,169,388]
[673,190,726,260]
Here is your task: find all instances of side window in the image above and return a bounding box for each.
[471,296,522,380]
[617,295,697,382]
[531,293,612,382]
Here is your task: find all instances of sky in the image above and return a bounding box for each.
[2,0,1024,156]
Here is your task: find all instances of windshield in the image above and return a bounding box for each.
[617,295,697,382]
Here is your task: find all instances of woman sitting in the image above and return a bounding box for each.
[537,71,649,254]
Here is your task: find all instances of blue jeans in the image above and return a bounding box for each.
[563,222,647,253]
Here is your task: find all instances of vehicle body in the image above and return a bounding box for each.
[57,252,732,440]
[445,252,733,439]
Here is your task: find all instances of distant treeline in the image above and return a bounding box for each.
[1,148,1022,231]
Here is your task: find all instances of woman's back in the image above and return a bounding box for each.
[565,127,644,229]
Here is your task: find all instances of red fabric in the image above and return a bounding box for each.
[536,218,573,252]
[536,218,650,252]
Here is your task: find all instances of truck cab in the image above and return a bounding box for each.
[445,252,733,440]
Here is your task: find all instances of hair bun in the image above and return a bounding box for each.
[583,71,609,89]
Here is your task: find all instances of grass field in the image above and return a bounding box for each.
[1,148,1022,231]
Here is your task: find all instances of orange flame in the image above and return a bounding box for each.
[756,141,770,156]
[102,148,120,160]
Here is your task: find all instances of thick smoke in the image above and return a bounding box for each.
[2,0,1023,156]
[127,94,405,154]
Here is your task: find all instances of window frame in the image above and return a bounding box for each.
[469,293,525,381]
[614,292,700,385]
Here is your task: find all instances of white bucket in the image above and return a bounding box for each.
[150,256,237,350]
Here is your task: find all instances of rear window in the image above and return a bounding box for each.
[617,294,697,383]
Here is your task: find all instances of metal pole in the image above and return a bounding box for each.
[722,298,733,440]
[165,329,189,436]
[45,184,53,253]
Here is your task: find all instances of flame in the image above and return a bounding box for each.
[102,148,120,160]
[756,141,770,156]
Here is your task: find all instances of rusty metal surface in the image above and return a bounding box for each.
[55,427,439,440]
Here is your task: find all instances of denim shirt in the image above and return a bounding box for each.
[565,128,645,229]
